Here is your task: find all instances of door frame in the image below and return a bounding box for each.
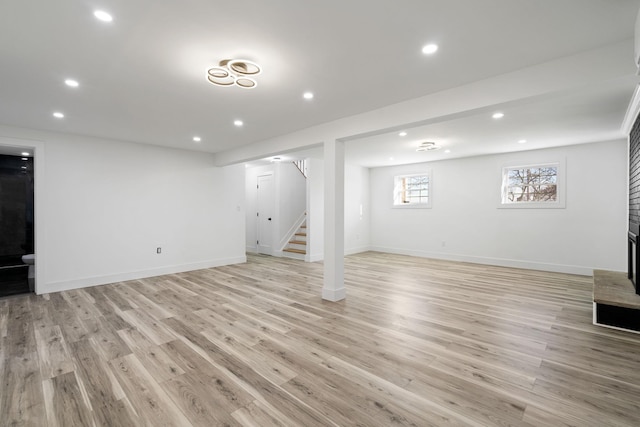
[0,136,44,294]
[256,173,274,255]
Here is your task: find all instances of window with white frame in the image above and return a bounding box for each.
[393,173,431,208]
[500,162,564,208]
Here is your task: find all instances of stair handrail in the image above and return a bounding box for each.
[293,160,307,178]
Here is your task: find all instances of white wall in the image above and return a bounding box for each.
[306,159,371,261]
[344,163,371,255]
[0,125,246,294]
[308,158,325,261]
[370,140,628,275]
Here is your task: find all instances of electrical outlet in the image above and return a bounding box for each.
[156,247,161,254]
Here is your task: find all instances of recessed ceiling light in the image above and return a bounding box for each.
[53,112,64,119]
[422,44,439,55]
[389,157,394,161]
[518,139,527,144]
[271,157,281,162]
[303,92,314,100]
[21,157,28,161]
[65,79,79,88]
[444,149,451,153]
[399,131,407,137]
[21,166,27,169]
[492,112,505,119]
[21,152,29,156]
[193,136,201,142]
[234,120,243,127]
[94,10,113,22]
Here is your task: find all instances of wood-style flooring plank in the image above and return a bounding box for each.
[109,353,192,426]
[3,252,640,426]
[42,371,94,427]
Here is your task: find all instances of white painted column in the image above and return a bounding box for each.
[323,139,345,301]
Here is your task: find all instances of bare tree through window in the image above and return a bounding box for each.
[504,166,557,203]
[394,174,431,207]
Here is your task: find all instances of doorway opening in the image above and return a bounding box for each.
[256,173,274,255]
[0,152,34,297]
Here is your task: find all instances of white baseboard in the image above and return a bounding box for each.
[38,255,247,294]
[345,246,371,256]
[309,252,324,262]
[322,286,346,302]
[369,246,601,276]
[307,246,371,262]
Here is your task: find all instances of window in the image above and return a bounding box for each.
[500,162,565,208]
[394,173,431,208]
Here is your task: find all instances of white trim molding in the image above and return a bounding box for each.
[622,83,640,135]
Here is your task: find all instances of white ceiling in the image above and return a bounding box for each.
[1,0,639,166]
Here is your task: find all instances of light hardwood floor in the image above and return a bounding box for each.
[2,252,640,426]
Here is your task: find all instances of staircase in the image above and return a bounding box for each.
[282,221,307,259]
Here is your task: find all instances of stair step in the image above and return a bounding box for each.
[289,240,306,245]
[295,232,307,237]
[283,248,306,255]
[300,225,307,229]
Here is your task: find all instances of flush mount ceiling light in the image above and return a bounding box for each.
[207,59,261,89]
[416,141,441,152]
[492,112,505,119]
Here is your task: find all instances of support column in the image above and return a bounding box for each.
[323,139,345,301]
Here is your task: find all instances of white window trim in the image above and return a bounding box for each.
[498,159,566,209]
[392,171,433,209]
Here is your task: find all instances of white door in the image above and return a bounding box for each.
[256,174,274,255]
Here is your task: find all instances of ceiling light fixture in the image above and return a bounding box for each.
[399,131,407,137]
[53,112,64,118]
[444,149,451,153]
[193,136,201,142]
[416,141,441,152]
[492,112,505,119]
[21,152,29,156]
[65,79,79,88]
[208,59,261,89]
[303,92,314,100]
[234,120,244,127]
[518,139,527,144]
[422,44,439,55]
[94,10,113,22]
